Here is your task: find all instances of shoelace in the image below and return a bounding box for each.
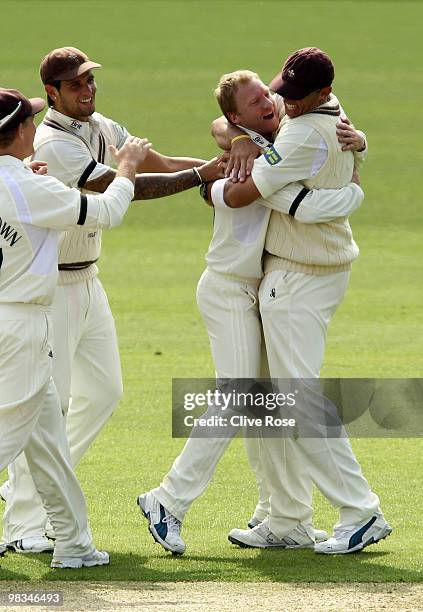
[163,513,182,534]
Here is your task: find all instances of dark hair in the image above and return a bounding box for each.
[47,80,61,107]
[0,124,20,148]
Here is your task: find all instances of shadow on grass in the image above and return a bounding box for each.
[2,548,421,583]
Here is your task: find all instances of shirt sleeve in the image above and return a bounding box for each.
[258,181,363,223]
[35,139,112,188]
[251,123,328,199]
[111,120,131,149]
[25,173,134,231]
[291,183,364,223]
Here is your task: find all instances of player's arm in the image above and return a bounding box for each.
[207,175,363,222]
[207,125,328,208]
[261,180,364,223]
[211,115,261,183]
[211,116,245,150]
[136,148,206,173]
[84,157,225,200]
[30,138,151,231]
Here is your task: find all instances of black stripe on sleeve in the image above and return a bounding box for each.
[289,187,310,217]
[77,159,97,188]
[98,132,106,163]
[77,194,88,225]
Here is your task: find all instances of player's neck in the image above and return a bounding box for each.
[0,144,26,161]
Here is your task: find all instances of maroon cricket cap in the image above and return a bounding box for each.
[269,47,334,100]
[40,46,102,84]
[0,88,45,132]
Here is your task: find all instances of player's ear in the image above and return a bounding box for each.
[45,84,59,103]
[16,122,25,141]
[227,110,240,125]
[319,86,332,102]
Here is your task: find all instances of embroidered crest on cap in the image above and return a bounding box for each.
[288,69,295,78]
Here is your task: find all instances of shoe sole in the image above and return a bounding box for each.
[137,496,184,556]
[315,527,392,555]
[228,535,314,550]
[51,557,110,569]
[7,543,53,554]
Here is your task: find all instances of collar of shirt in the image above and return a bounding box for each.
[0,155,24,168]
[315,93,340,112]
[45,107,100,140]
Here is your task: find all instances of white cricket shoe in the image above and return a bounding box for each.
[137,492,186,555]
[315,513,392,554]
[247,516,328,543]
[8,536,54,554]
[0,542,7,557]
[0,481,10,502]
[247,516,262,529]
[312,529,328,543]
[51,549,110,569]
[229,520,314,549]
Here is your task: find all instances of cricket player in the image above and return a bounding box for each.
[137,70,367,555]
[1,47,223,553]
[0,86,150,567]
[207,48,391,554]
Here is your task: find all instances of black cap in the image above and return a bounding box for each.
[270,47,334,100]
[0,88,45,132]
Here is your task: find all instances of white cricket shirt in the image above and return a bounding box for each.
[207,179,363,280]
[33,108,130,282]
[0,155,133,305]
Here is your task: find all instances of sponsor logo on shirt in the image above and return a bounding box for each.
[70,120,82,130]
[264,145,282,166]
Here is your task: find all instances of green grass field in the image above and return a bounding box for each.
[1,0,423,586]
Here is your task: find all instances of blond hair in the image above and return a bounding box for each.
[215,70,259,122]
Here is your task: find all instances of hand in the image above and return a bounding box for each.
[109,136,152,168]
[27,160,48,175]
[224,139,261,183]
[336,117,366,152]
[197,154,227,182]
[351,168,360,185]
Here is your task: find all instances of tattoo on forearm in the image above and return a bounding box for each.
[84,170,116,193]
[134,169,198,200]
[84,168,199,201]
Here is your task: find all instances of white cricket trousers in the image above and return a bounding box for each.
[3,277,123,542]
[153,269,270,521]
[258,270,380,539]
[0,304,93,557]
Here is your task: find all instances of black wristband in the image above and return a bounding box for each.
[200,181,211,201]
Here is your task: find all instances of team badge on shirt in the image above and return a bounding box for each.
[264,145,282,166]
